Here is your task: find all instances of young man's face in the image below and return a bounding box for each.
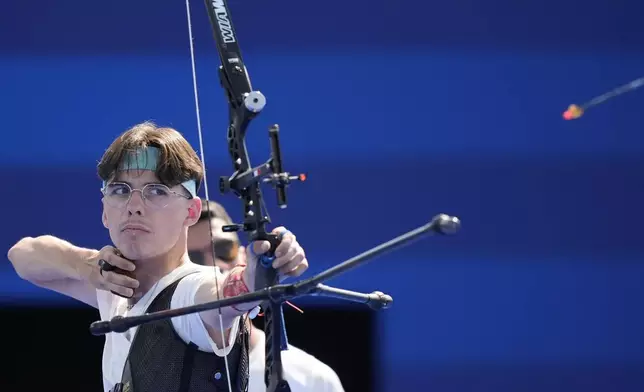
[101,170,200,261]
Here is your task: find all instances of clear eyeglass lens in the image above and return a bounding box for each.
[103,182,174,209]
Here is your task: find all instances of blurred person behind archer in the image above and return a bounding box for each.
[187,199,345,392]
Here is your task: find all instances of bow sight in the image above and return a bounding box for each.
[218,123,304,221]
[88,1,462,392]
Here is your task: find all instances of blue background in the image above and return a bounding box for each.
[2,0,644,390]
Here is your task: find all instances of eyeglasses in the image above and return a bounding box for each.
[101,182,191,209]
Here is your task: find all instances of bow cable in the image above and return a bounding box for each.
[184,1,235,392]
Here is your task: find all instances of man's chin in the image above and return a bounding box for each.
[116,242,148,261]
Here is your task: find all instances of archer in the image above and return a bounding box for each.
[7,121,309,392]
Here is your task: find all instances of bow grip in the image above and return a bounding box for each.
[254,232,281,292]
[257,232,281,268]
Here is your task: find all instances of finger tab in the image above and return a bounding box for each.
[98,259,116,272]
[111,251,136,271]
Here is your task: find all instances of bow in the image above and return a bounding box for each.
[190,0,303,390]
[88,1,462,391]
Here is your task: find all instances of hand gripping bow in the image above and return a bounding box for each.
[88,1,462,392]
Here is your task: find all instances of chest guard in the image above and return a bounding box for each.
[112,276,250,392]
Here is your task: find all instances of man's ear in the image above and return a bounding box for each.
[102,209,109,229]
[186,198,202,226]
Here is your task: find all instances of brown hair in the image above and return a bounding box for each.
[97,121,204,191]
